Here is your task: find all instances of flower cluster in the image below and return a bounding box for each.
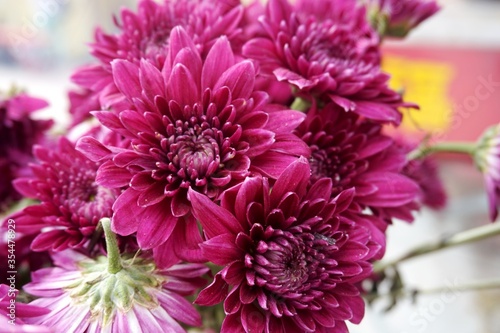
[69,0,245,125]
[3,0,474,332]
[191,159,377,332]
[243,0,417,124]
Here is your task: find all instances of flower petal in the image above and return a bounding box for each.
[214,61,256,100]
[202,36,235,90]
[111,60,141,101]
[188,189,243,239]
[136,202,178,249]
[195,273,229,306]
[201,234,241,266]
[270,157,310,207]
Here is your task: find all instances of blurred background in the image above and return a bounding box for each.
[1,0,500,332]
[355,2,500,331]
[0,0,137,127]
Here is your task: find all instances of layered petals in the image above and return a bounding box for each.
[295,103,420,224]
[11,137,118,252]
[77,29,308,261]
[68,0,245,125]
[243,0,415,124]
[192,159,376,333]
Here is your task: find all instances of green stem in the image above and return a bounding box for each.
[101,218,122,274]
[367,278,500,301]
[374,223,500,274]
[290,97,311,112]
[415,279,500,295]
[409,141,476,160]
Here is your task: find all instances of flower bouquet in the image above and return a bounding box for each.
[1,0,499,332]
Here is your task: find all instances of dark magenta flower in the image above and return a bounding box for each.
[398,137,447,210]
[190,158,376,333]
[243,0,415,124]
[11,137,118,252]
[295,103,420,223]
[365,0,440,37]
[70,0,244,122]
[89,0,243,66]
[403,156,447,211]
[0,284,50,332]
[77,28,308,265]
[474,124,500,221]
[0,92,53,212]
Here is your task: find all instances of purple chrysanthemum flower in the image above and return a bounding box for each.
[0,91,53,212]
[295,103,420,223]
[77,28,308,265]
[90,0,243,66]
[243,0,415,124]
[0,284,51,332]
[364,0,440,37]
[11,137,118,252]
[403,156,447,210]
[398,137,447,210]
[24,222,209,333]
[190,158,376,333]
[70,0,244,122]
[474,124,500,221]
